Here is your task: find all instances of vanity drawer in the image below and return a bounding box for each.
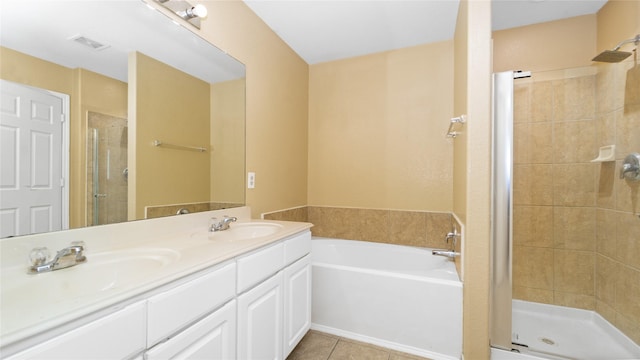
[6,301,146,360]
[236,242,284,293]
[147,261,236,347]
[284,231,311,266]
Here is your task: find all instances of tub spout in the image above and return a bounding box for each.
[432,249,460,258]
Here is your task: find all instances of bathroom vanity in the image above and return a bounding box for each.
[0,207,312,359]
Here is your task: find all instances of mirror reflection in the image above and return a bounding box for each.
[0,0,246,238]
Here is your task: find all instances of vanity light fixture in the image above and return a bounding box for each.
[154,0,208,29]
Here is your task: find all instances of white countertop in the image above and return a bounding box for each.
[0,206,312,351]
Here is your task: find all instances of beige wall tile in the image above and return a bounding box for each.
[596,299,617,325]
[623,63,640,108]
[596,64,617,114]
[552,76,596,122]
[617,211,640,270]
[263,206,308,222]
[596,254,618,307]
[553,120,596,163]
[616,265,640,323]
[514,246,554,290]
[615,161,640,213]
[553,291,595,310]
[513,206,553,248]
[514,164,554,205]
[308,207,354,239]
[553,207,596,251]
[615,105,640,161]
[596,209,618,260]
[514,83,531,123]
[553,249,595,296]
[552,164,597,206]
[596,161,617,209]
[426,212,453,249]
[513,123,529,165]
[390,210,427,247]
[513,286,554,305]
[531,81,553,123]
[352,209,390,243]
[530,122,554,164]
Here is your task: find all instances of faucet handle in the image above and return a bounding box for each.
[29,247,50,266]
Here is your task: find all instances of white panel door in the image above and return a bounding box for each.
[0,80,65,238]
[237,272,283,360]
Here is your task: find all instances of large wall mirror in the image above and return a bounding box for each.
[0,0,246,238]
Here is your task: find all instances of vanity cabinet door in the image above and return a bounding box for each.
[144,300,236,360]
[283,254,312,358]
[5,301,146,360]
[237,272,283,360]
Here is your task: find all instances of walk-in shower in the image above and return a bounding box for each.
[86,112,128,226]
[490,53,640,359]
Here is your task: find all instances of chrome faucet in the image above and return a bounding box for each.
[432,228,460,259]
[29,242,87,274]
[209,216,237,232]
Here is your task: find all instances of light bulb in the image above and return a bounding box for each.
[188,4,207,19]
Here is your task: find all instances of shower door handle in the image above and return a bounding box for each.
[94,193,107,198]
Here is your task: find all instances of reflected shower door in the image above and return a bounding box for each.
[86,112,128,226]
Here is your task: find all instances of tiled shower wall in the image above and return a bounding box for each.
[512,62,639,343]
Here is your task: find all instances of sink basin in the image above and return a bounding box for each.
[1,247,180,305]
[228,222,283,238]
[199,222,285,241]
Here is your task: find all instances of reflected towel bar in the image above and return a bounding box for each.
[153,140,207,152]
[446,115,466,138]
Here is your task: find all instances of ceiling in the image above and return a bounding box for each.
[0,0,245,84]
[243,0,608,64]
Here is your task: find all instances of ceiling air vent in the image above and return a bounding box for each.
[69,34,110,51]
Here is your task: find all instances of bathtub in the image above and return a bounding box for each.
[311,238,462,360]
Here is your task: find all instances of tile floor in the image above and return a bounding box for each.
[286,330,434,360]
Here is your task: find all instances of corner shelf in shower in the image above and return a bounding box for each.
[591,145,616,162]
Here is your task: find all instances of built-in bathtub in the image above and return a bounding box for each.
[310,238,462,360]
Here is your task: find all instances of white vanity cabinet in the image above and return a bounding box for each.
[144,300,237,360]
[5,301,146,360]
[237,271,284,360]
[146,261,236,347]
[283,254,311,357]
[236,230,312,360]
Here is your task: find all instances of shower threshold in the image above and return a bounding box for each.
[491,300,640,360]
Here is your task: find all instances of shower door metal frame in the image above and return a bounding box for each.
[490,71,516,351]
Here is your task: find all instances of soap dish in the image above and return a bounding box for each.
[591,145,616,162]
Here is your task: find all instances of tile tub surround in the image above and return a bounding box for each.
[264,206,456,249]
[0,206,312,352]
[512,62,640,344]
[263,206,463,284]
[145,202,244,219]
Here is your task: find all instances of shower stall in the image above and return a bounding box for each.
[86,112,128,226]
[490,50,640,359]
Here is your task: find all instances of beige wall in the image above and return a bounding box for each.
[210,78,246,204]
[129,52,210,220]
[597,0,640,54]
[308,42,453,212]
[454,1,493,359]
[493,15,597,73]
[176,0,309,218]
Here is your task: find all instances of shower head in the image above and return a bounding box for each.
[592,34,640,63]
[592,50,633,63]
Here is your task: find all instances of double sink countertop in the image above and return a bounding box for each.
[0,206,312,351]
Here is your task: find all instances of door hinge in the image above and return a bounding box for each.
[60,178,65,187]
[60,113,65,122]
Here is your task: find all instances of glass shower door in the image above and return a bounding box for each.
[86,112,128,226]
